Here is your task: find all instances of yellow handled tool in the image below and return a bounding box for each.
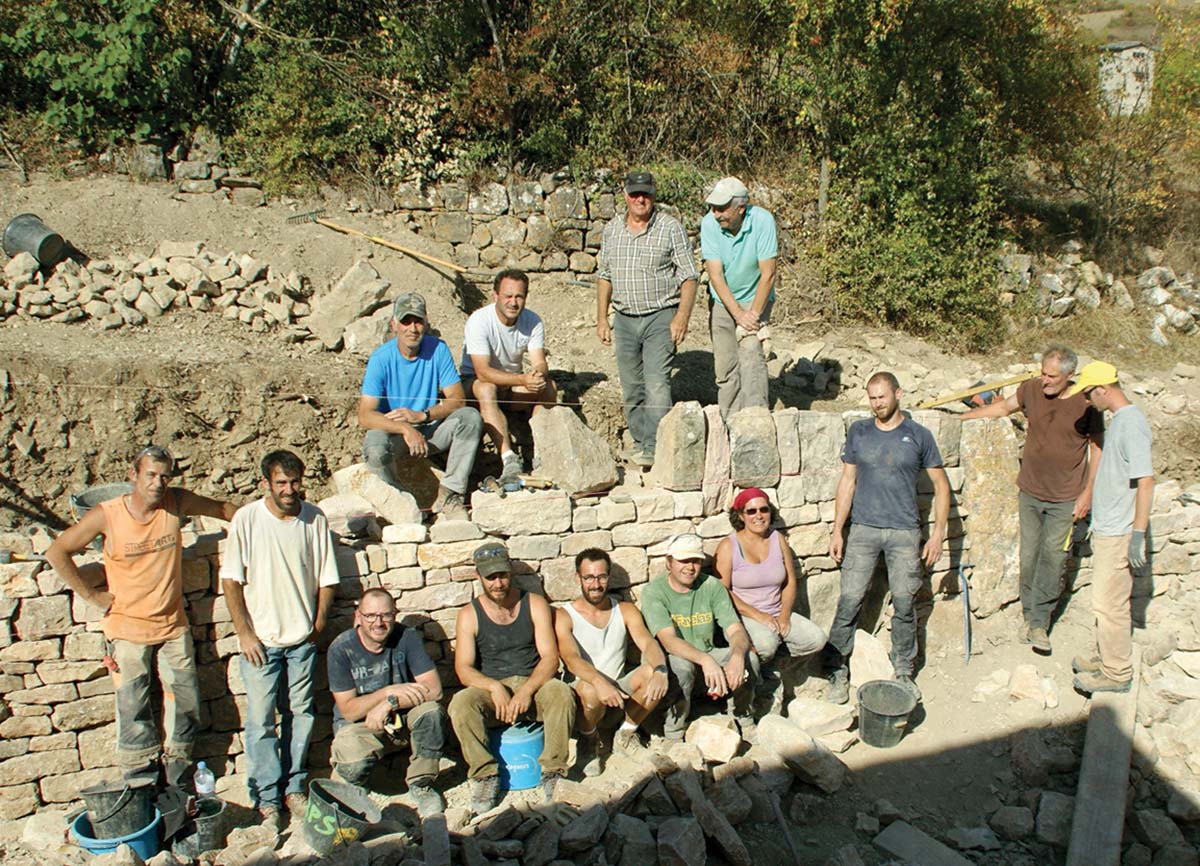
[288,210,466,273]
[916,371,1039,409]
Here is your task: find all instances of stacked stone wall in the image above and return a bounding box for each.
[2,411,1199,820]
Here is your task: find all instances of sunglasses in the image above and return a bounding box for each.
[135,445,175,472]
[742,506,771,516]
[360,612,396,623]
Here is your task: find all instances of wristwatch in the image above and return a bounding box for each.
[654,665,668,674]
[419,409,430,423]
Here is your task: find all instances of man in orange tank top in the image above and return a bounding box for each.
[46,446,237,786]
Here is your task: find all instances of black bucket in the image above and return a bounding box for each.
[81,778,156,840]
[301,779,381,855]
[172,797,227,858]
[857,679,918,749]
[3,213,65,267]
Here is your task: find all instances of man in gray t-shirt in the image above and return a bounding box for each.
[1065,362,1154,694]
[824,372,950,705]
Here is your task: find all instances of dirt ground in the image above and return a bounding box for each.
[2,169,1199,862]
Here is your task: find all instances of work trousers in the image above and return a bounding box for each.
[239,640,317,807]
[1091,534,1134,682]
[612,307,677,456]
[710,298,772,417]
[330,700,446,787]
[743,613,827,664]
[664,647,757,739]
[362,407,483,495]
[1018,491,1076,631]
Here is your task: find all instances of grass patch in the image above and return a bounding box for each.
[1003,306,1200,371]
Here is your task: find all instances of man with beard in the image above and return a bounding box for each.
[554,548,669,776]
[45,446,236,786]
[639,533,756,740]
[460,269,557,481]
[449,542,575,815]
[825,372,950,704]
[596,171,699,468]
[220,450,339,829]
[326,588,447,817]
[962,346,1103,654]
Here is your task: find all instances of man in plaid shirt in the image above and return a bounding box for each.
[596,171,699,468]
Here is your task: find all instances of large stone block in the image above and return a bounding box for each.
[657,817,705,866]
[531,407,618,495]
[702,406,731,515]
[306,261,390,349]
[611,520,693,548]
[0,638,61,662]
[50,695,114,730]
[646,402,706,491]
[342,306,392,358]
[611,548,649,588]
[394,582,474,614]
[909,410,962,468]
[0,782,38,820]
[332,463,422,527]
[470,489,572,535]
[774,407,801,475]
[798,412,845,502]
[418,539,492,570]
[756,715,847,793]
[959,419,1021,616]
[729,407,780,488]
[0,749,80,786]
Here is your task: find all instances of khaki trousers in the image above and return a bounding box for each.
[1091,534,1134,682]
[330,700,445,787]
[447,675,575,780]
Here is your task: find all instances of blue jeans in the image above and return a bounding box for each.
[240,641,317,807]
[826,525,922,677]
[612,307,677,456]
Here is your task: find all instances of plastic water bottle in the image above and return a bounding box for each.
[194,761,216,797]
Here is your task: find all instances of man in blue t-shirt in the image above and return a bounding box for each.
[825,372,950,705]
[358,292,483,520]
[700,177,778,417]
[327,588,447,816]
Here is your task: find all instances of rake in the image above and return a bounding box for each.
[287,209,467,274]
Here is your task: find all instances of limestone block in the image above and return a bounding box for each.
[429,521,483,543]
[774,407,801,475]
[468,182,509,215]
[756,715,847,793]
[786,523,830,557]
[0,716,51,738]
[38,767,114,803]
[909,410,962,467]
[305,260,390,349]
[612,520,693,548]
[382,523,428,543]
[561,531,613,556]
[798,412,846,502]
[0,638,61,662]
[488,216,526,247]
[596,500,636,528]
[646,402,706,491]
[539,558,579,602]
[0,748,79,786]
[525,214,555,251]
[507,535,562,560]
[434,213,472,244]
[685,717,742,763]
[1,562,41,599]
[696,513,732,538]
[630,491,674,522]
[610,548,649,588]
[0,782,39,820]
[7,683,77,704]
[395,582,473,614]
[531,407,618,494]
[470,489,572,535]
[380,568,423,591]
[332,463,422,527]
[729,407,780,488]
[15,600,70,643]
[506,181,543,216]
[573,505,598,532]
[849,630,894,687]
[50,695,115,730]
[418,539,492,570]
[786,696,855,736]
[702,406,731,515]
[341,307,392,358]
[545,187,588,222]
[959,419,1021,615]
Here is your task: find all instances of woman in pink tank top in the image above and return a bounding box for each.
[714,488,827,677]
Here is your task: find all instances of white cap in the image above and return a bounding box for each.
[666,533,705,561]
[705,176,750,207]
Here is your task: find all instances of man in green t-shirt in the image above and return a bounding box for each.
[639,534,756,739]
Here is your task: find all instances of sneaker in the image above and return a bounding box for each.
[1028,627,1052,655]
[258,804,284,833]
[434,486,468,521]
[826,670,850,705]
[895,675,922,702]
[500,452,524,482]
[1073,669,1132,694]
[284,792,307,822]
[469,776,499,817]
[541,771,564,803]
[1072,654,1103,674]
[408,780,445,818]
[576,732,603,777]
[613,727,642,757]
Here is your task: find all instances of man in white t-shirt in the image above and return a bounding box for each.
[220,450,339,829]
[460,269,557,480]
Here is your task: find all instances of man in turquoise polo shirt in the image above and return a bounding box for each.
[700,177,779,417]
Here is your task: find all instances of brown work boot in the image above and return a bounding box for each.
[1071,654,1103,674]
[1027,627,1052,655]
[433,486,468,521]
[1073,669,1132,694]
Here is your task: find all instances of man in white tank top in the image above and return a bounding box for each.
[553,548,669,776]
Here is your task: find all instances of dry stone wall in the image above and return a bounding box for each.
[2,409,1200,821]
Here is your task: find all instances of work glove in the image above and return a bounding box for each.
[1127,529,1147,572]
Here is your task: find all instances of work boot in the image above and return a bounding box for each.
[258,804,284,833]
[613,727,642,757]
[575,731,603,778]
[469,776,499,817]
[1028,627,1052,655]
[895,675,922,703]
[433,486,468,521]
[408,780,445,818]
[284,792,307,822]
[1073,669,1132,694]
[826,669,850,705]
[1072,654,1103,674]
[541,771,564,803]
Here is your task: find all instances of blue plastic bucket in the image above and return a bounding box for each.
[487,722,544,791]
[72,808,162,859]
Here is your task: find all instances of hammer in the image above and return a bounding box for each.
[0,550,45,564]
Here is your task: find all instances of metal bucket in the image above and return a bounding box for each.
[70,482,133,521]
[857,680,918,748]
[80,778,156,840]
[302,779,381,856]
[3,213,65,266]
[171,797,227,858]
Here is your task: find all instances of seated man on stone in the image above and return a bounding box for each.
[327,588,447,817]
[460,269,556,480]
[554,547,670,776]
[449,542,575,815]
[358,292,483,521]
[639,533,756,740]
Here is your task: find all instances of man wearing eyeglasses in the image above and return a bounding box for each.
[219,450,339,829]
[1065,362,1154,695]
[45,445,237,787]
[701,176,778,417]
[449,542,575,816]
[327,588,447,817]
[596,171,699,468]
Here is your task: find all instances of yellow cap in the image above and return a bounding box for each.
[1066,361,1118,397]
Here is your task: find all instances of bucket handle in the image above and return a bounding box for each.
[90,785,135,824]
